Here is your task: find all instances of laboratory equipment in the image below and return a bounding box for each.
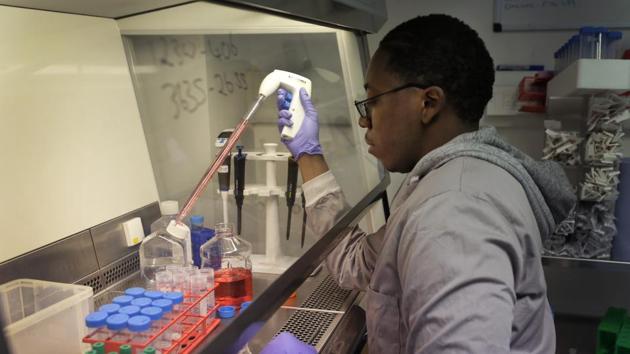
[261,70,312,140]
[218,306,236,319]
[100,304,121,315]
[112,295,134,306]
[0,279,92,354]
[234,146,247,235]
[92,342,106,354]
[285,157,299,240]
[175,70,313,225]
[200,223,253,306]
[119,305,142,317]
[301,191,307,248]
[216,129,234,224]
[139,224,188,284]
[150,201,179,233]
[131,297,153,308]
[84,284,220,353]
[85,311,111,341]
[190,215,215,267]
[125,287,145,297]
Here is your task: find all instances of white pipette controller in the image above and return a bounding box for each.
[259,70,312,140]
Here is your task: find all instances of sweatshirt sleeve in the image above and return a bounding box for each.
[398,191,520,353]
[302,171,385,291]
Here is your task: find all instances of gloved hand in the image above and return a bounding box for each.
[277,87,323,160]
[259,332,317,354]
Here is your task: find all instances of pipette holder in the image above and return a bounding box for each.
[224,143,299,274]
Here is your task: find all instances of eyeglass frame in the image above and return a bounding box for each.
[354,83,430,121]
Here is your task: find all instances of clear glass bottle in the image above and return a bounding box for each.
[200,223,253,306]
[139,224,188,285]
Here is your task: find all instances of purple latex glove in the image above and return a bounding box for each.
[277,87,323,160]
[260,332,317,354]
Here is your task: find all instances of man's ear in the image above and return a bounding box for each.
[420,86,446,125]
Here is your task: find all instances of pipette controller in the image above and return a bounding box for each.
[259,70,312,140]
[234,145,247,235]
[285,157,299,240]
[176,69,311,224]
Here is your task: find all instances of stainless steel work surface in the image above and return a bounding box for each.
[93,267,361,353]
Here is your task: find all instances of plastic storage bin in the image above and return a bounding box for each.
[0,279,93,353]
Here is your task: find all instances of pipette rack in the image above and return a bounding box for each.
[83,286,220,353]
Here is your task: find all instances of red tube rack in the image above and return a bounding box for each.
[83,286,220,353]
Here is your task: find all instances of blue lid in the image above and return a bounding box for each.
[99,303,121,315]
[190,215,204,226]
[119,305,141,316]
[608,31,623,40]
[128,315,152,332]
[240,301,252,311]
[85,311,108,328]
[218,306,235,319]
[140,306,163,320]
[163,292,184,305]
[106,313,129,330]
[131,297,153,308]
[125,287,145,297]
[580,26,597,34]
[152,299,174,312]
[144,291,163,300]
[112,295,134,306]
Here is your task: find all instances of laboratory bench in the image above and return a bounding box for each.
[93,267,366,353]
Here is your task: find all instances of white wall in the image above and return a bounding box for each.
[366,0,630,201]
[0,6,159,262]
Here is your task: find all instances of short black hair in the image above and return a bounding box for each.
[379,14,494,124]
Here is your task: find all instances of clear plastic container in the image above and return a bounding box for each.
[150,200,179,233]
[200,223,253,306]
[0,279,93,353]
[139,224,188,285]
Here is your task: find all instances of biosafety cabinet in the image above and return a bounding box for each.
[0,1,388,353]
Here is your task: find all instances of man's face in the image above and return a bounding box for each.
[362,49,425,173]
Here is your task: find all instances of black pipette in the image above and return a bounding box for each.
[234,145,247,235]
[300,191,307,248]
[285,158,299,240]
[216,129,233,224]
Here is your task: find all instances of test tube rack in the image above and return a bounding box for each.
[83,287,220,353]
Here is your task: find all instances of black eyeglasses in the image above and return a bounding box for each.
[354,83,429,120]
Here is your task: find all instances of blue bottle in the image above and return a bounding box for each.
[190,215,215,267]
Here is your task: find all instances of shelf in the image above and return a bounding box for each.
[542,255,630,272]
[547,59,630,97]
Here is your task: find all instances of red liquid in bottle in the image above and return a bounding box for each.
[214,267,253,306]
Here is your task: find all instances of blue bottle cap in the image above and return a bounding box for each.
[112,295,134,306]
[218,306,235,319]
[190,215,204,226]
[152,299,174,312]
[127,315,152,332]
[99,303,121,315]
[144,291,164,300]
[580,26,597,34]
[119,305,141,316]
[162,291,184,305]
[106,313,129,330]
[125,287,145,297]
[240,301,252,311]
[140,306,163,320]
[131,297,153,308]
[85,311,108,328]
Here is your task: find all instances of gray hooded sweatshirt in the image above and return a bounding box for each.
[302,127,575,353]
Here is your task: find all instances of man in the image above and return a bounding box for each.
[276,14,574,353]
